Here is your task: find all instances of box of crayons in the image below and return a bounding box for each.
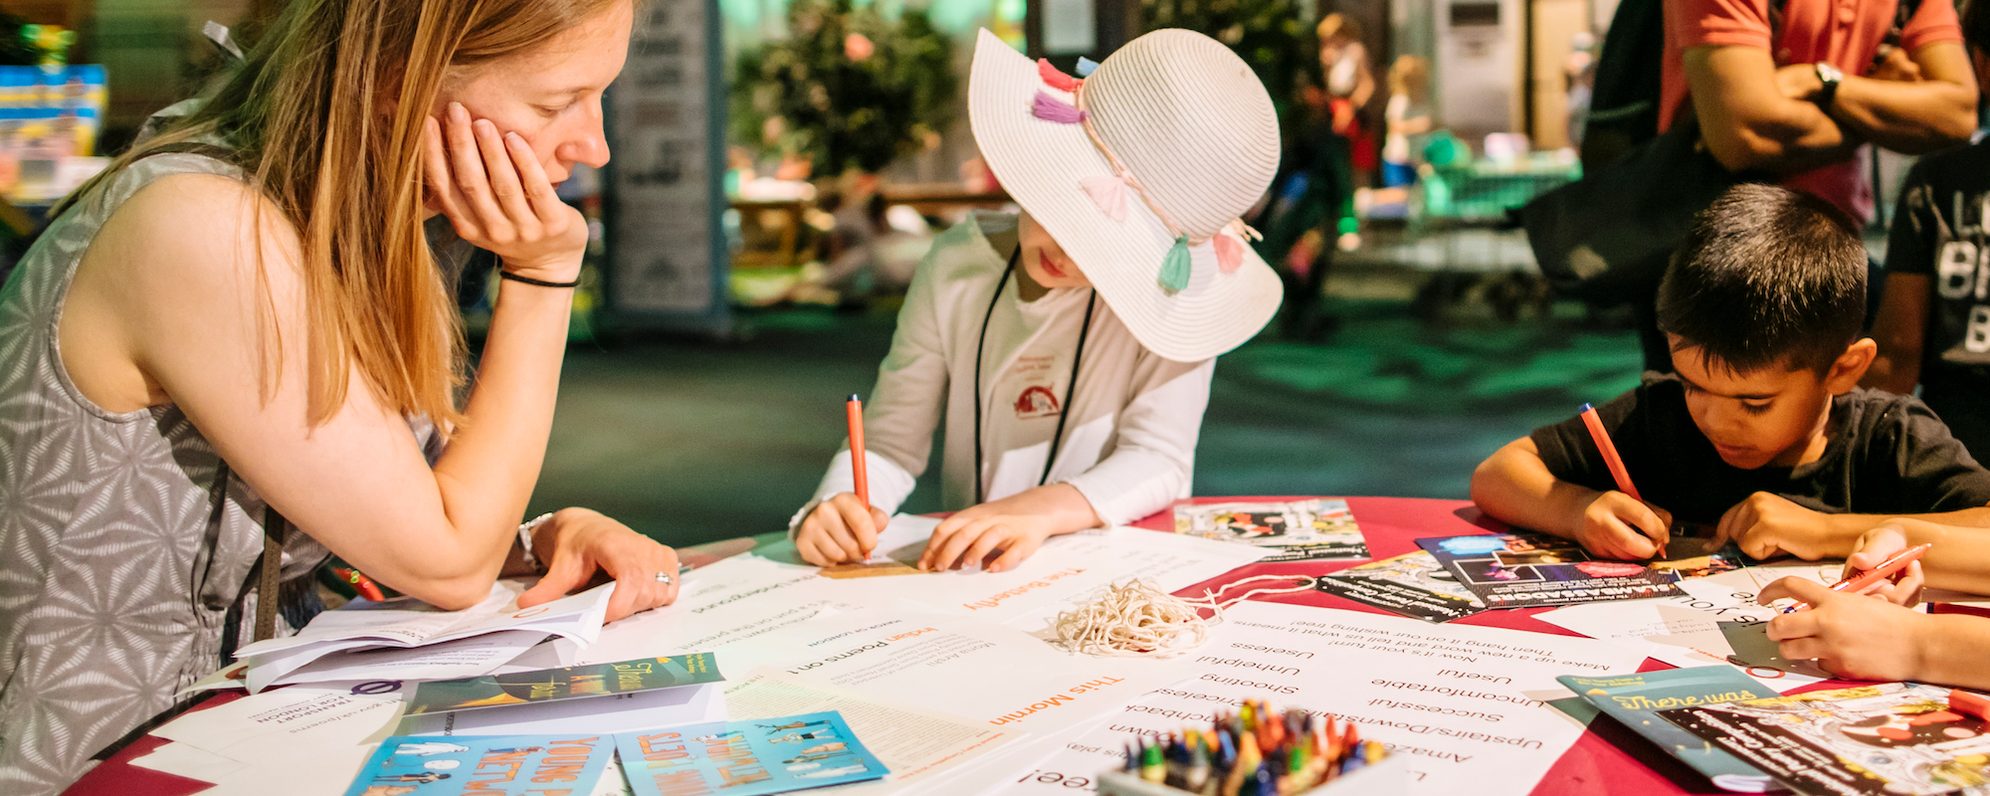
[1096,700,1409,796]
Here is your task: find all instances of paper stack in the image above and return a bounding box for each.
[234,582,617,692]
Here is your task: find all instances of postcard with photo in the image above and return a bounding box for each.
[1316,551,1488,622]
[1416,534,1682,609]
[1661,683,1990,796]
[1174,499,1369,562]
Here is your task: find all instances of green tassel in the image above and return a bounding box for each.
[1159,235,1191,293]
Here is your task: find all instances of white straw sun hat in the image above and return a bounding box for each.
[968,28,1283,363]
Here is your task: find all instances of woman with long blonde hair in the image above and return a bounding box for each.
[0,1,677,789]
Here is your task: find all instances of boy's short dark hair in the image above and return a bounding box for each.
[1656,183,1866,374]
[1964,0,1990,53]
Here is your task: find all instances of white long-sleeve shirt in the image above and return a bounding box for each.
[795,212,1215,529]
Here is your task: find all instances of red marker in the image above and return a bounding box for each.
[332,566,387,602]
[1578,403,1641,501]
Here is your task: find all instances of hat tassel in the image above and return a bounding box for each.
[1213,232,1244,274]
[1032,91,1087,124]
[1076,57,1101,77]
[1080,174,1130,222]
[1037,58,1083,92]
[1159,235,1192,293]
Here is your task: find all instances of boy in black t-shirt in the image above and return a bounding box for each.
[1866,0,1990,461]
[1472,184,1990,563]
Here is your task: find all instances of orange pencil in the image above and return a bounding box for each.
[1579,403,1641,501]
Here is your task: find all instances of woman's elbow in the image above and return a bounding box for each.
[405,575,497,611]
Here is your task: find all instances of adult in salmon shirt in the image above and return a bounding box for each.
[1633,0,1979,371]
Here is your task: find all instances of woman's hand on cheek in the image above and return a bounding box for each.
[422,102,587,281]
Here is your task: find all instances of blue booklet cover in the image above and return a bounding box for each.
[616,711,888,795]
[1558,667,1776,792]
[342,735,612,795]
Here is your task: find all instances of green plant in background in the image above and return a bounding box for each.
[1144,0,1319,122]
[731,0,958,176]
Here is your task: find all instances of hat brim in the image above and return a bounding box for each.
[967,30,1282,363]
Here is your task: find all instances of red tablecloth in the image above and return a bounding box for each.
[1138,496,1797,796]
[75,496,1808,794]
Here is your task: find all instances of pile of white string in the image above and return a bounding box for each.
[1050,574,1319,657]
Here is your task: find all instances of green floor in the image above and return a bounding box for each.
[529,282,1646,548]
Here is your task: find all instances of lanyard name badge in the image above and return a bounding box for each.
[972,248,1097,504]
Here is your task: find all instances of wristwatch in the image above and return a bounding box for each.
[1813,61,1844,109]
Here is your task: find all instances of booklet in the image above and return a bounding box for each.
[1417,534,1682,609]
[1661,682,1990,796]
[239,582,616,692]
[1315,551,1487,622]
[1174,499,1370,562]
[1557,667,1777,792]
[408,654,725,716]
[615,711,888,796]
[342,734,613,796]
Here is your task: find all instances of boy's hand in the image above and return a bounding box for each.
[795,493,888,567]
[1842,523,1926,607]
[920,506,1058,573]
[1720,492,1840,560]
[1575,491,1672,559]
[1759,577,1929,682]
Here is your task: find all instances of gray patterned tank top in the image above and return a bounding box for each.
[0,149,336,792]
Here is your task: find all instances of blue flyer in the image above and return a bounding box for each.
[616,711,888,795]
[342,734,613,795]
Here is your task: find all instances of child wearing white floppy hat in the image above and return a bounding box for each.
[790,28,1283,571]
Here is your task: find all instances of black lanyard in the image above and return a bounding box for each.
[972,248,1097,504]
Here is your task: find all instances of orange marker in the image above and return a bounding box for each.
[1949,689,1990,721]
[847,394,869,509]
[1579,403,1641,501]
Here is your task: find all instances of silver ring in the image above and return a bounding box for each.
[653,572,673,586]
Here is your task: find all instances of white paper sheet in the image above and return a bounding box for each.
[724,672,1022,794]
[130,742,246,783]
[574,554,871,669]
[147,684,406,790]
[747,609,1194,738]
[1535,562,1837,690]
[796,525,1270,629]
[260,629,547,690]
[394,681,725,736]
[983,601,1644,796]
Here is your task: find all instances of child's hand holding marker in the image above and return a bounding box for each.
[1573,403,1672,560]
[796,493,888,567]
[1759,577,1930,682]
[1841,524,1927,607]
[1576,491,1672,560]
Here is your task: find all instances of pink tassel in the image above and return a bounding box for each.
[1037,58,1083,92]
[1214,233,1244,274]
[1032,91,1087,124]
[1081,174,1129,222]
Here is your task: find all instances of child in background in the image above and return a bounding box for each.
[1381,55,1432,191]
[788,29,1284,572]
[1471,184,1990,562]
[1864,0,1990,460]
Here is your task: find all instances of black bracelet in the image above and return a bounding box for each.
[499,269,580,289]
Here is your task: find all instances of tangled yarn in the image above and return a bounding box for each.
[1051,574,1318,657]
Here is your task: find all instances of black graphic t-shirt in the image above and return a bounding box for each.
[1886,141,1990,456]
